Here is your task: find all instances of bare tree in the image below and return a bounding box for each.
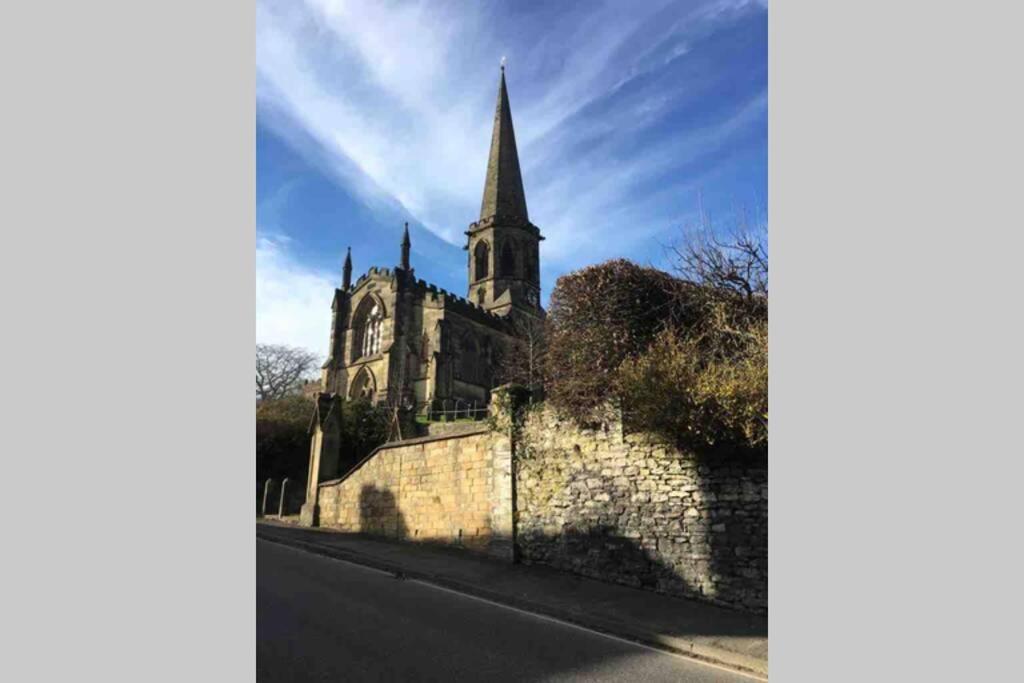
[256,344,321,402]
[669,204,767,299]
[495,314,548,395]
[661,203,769,359]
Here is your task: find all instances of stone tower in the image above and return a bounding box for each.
[465,66,544,317]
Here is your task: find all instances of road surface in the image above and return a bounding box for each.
[257,539,762,682]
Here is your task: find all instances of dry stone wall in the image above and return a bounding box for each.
[515,406,767,612]
[316,428,514,559]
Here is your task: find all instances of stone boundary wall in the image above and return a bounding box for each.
[305,398,767,612]
[515,406,767,612]
[316,428,514,560]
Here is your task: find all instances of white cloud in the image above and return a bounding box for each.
[257,0,766,271]
[256,234,334,356]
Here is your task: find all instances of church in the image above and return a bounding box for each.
[317,66,543,413]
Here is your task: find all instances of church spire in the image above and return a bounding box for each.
[480,63,528,222]
[400,222,411,271]
[342,247,352,289]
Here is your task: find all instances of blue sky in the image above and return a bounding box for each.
[257,0,767,356]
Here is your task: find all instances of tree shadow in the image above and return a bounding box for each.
[692,444,768,614]
[358,484,408,539]
[516,437,768,614]
[514,525,766,641]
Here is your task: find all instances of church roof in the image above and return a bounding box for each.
[479,67,529,223]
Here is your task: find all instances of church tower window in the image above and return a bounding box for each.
[474,241,490,280]
[500,243,515,277]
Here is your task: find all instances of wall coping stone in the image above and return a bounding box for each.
[318,426,492,489]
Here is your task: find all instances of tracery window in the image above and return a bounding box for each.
[362,304,383,357]
[353,297,385,361]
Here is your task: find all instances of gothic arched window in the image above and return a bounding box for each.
[352,297,385,361]
[350,367,376,400]
[458,335,481,384]
[474,241,490,281]
[500,243,515,277]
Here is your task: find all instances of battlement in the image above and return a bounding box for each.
[411,278,507,325]
[347,269,503,324]
[354,266,396,288]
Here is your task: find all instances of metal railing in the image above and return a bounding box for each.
[424,400,489,422]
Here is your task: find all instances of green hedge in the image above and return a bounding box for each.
[256,395,391,484]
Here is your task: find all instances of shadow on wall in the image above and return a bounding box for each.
[516,438,768,613]
[353,484,506,555]
[359,484,408,539]
[700,445,768,613]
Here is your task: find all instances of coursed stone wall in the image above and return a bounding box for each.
[316,428,514,559]
[515,406,767,612]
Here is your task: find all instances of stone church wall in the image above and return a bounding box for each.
[515,406,768,612]
[316,428,514,560]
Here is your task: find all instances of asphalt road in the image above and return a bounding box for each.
[257,538,762,682]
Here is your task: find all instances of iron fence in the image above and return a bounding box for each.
[423,400,489,422]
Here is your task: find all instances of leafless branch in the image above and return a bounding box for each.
[495,314,549,393]
[669,206,768,300]
[256,344,321,402]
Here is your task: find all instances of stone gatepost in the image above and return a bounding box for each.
[299,393,343,527]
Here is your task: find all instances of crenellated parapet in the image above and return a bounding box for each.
[411,278,512,328]
[354,266,397,288]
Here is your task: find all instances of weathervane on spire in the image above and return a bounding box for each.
[500,55,506,71]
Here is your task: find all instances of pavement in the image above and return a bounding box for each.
[257,519,768,678]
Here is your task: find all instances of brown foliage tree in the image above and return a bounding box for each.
[616,215,768,449]
[544,259,677,419]
[543,216,768,450]
[617,322,767,450]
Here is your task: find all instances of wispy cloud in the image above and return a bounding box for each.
[256,234,334,358]
[258,0,765,248]
[256,0,767,349]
